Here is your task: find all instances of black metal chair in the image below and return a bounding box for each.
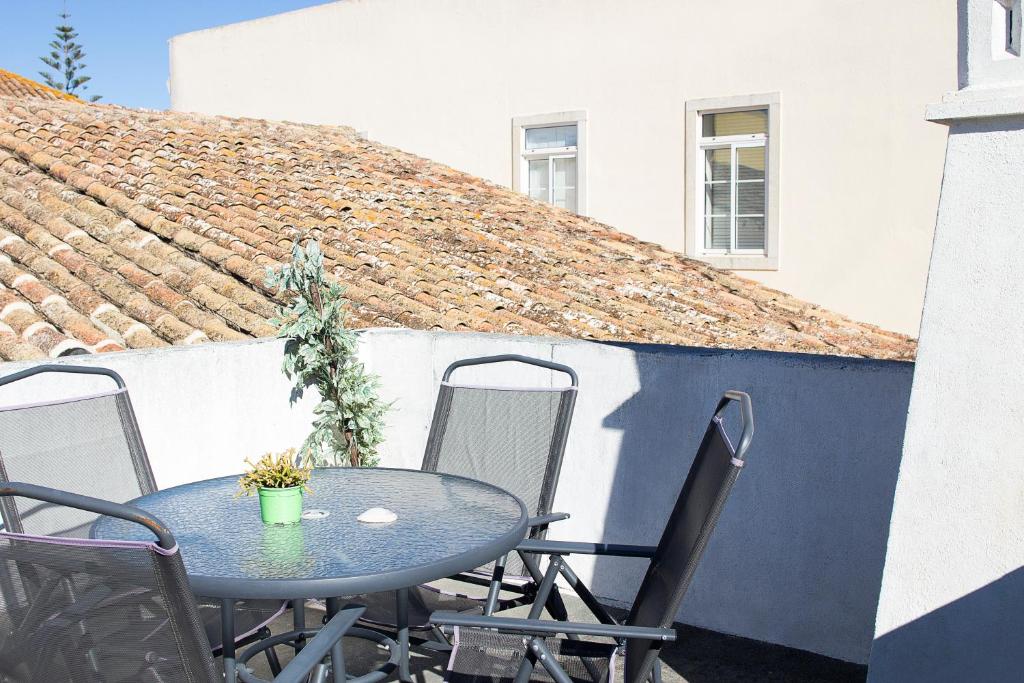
[430,391,755,683]
[356,355,579,632]
[0,481,362,683]
[0,364,287,658]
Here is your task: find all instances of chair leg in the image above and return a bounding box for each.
[484,554,508,616]
[528,637,574,683]
[522,548,619,627]
[264,645,282,676]
[545,584,570,622]
[650,658,663,683]
[293,599,306,653]
[259,626,282,675]
[320,597,350,683]
[520,552,570,621]
[513,647,539,683]
[310,662,329,683]
[518,555,613,683]
[331,635,346,683]
[526,555,563,620]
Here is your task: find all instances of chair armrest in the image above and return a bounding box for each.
[273,606,364,683]
[2,481,175,550]
[527,512,570,528]
[518,539,657,558]
[430,611,676,642]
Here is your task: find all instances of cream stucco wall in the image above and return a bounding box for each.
[169,0,956,334]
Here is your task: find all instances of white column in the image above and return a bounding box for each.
[869,1,1024,680]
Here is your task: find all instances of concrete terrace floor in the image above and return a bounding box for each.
[244,594,867,683]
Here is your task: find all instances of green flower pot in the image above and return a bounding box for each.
[258,486,304,525]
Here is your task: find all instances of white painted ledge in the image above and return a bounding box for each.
[927,85,1024,122]
[696,254,779,271]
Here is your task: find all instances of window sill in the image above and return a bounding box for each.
[693,253,778,271]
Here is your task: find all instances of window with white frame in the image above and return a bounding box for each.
[512,112,586,215]
[700,109,768,254]
[523,124,578,212]
[685,94,779,271]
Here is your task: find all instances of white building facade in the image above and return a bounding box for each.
[170,0,956,334]
[870,0,1024,679]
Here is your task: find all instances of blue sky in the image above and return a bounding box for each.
[0,0,332,109]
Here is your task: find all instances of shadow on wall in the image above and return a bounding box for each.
[867,566,1024,682]
[587,343,914,664]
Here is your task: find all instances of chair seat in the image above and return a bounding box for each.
[355,570,535,630]
[196,598,288,651]
[445,627,618,683]
[355,585,488,630]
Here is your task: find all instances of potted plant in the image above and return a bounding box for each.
[266,240,390,468]
[237,449,312,525]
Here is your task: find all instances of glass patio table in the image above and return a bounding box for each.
[91,467,528,683]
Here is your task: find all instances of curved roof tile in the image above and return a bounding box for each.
[0,69,80,102]
[0,91,916,362]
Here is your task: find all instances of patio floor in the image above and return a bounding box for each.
[245,593,867,683]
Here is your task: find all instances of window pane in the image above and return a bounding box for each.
[528,159,549,202]
[737,217,765,250]
[704,182,730,216]
[736,182,765,215]
[552,157,577,212]
[702,110,767,137]
[737,146,765,180]
[705,217,731,251]
[703,148,730,183]
[525,124,578,150]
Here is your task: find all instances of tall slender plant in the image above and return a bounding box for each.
[38,9,102,102]
[266,241,388,467]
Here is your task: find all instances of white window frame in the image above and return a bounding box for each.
[685,93,781,271]
[512,111,587,215]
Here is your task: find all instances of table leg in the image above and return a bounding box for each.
[396,587,412,683]
[324,596,347,683]
[221,598,237,683]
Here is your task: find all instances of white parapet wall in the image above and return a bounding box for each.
[0,329,913,664]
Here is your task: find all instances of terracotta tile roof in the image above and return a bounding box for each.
[0,93,916,362]
[0,69,79,102]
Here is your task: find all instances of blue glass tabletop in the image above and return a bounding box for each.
[91,467,527,599]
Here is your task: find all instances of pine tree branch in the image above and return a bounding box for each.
[38,10,100,100]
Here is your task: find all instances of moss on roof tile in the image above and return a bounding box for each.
[0,83,916,361]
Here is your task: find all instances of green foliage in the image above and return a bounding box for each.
[237,449,312,495]
[266,240,389,468]
[38,11,102,102]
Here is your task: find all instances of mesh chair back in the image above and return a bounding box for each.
[0,366,156,538]
[623,392,754,683]
[0,485,217,683]
[422,355,577,576]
